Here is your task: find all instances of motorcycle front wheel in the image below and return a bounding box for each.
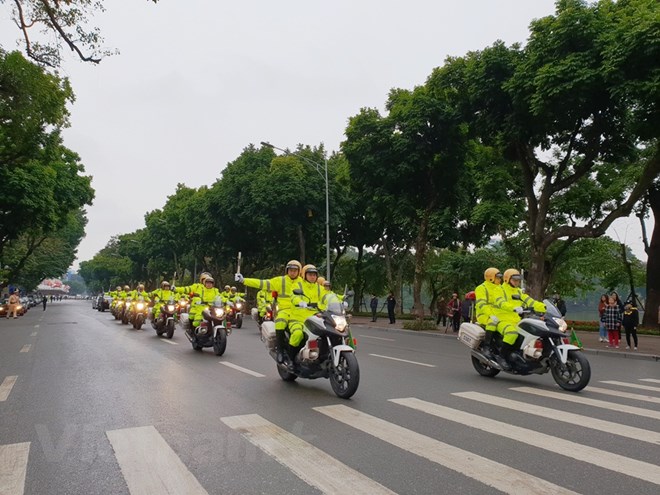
[330,352,360,399]
[551,350,591,392]
[134,315,144,330]
[213,328,227,356]
[236,315,243,329]
[471,355,500,377]
[277,364,297,382]
[166,320,175,339]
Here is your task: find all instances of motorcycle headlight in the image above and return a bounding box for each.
[214,308,225,318]
[553,317,568,333]
[167,305,175,312]
[136,303,145,310]
[17,305,23,310]
[236,302,242,309]
[331,315,348,332]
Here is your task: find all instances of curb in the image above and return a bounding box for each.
[351,323,660,362]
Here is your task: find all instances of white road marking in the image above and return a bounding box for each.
[106,425,207,495]
[158,338,178,345]
[368,354,436,367]
[29,332,37,337]
[19,345,30,353]
[315,405,576,495]
[221,414,396,495]
[0,442,30,495]
[392,397,660,486]
[600,380,660,393]
[0,376,18,402]
[640,378,660,384]
[358,335,395,342]
[453,391,660,445]
[33,325,39,328]
[513,387,660,420]
[219,362,265,377]
[585,386,660,404]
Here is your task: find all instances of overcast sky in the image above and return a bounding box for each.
[0,0,652,268]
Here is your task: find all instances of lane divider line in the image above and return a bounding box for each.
[29,332,37,337]
[158,338,178,345]
[357,335,396,342]
[314,405,576,495]
[219,362,265,377]
[19,345,30,353]
[0,376,18,402]
[512,386,660,420]
[106,425,208,495]
[453,391,660,445]
[0,442,30,495]
[221,414,396,495]
[391,397,660,486]
[368,354,435,367]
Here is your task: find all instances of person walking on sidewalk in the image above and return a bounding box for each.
[42,294,47,311]
[370,294,378,322]
[622,303,639,351]
[386,292,396,324]
[435,296,447,326]
[603,294,622,348]
[447,292,461,332]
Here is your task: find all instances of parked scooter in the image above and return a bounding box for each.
[182,296,230,355]
[261,290,359,399]
[151,298,177,339]
[458,299,591,391]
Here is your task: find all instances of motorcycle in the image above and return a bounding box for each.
[261,290,359,399]
[120,298,132,325]
[151,298,177,339]
[112,299,125,320]
[251,303,274,333]
[182,296,230,355]
[226,297,244,329]
[458,299,591,392]
[176,297,190,320]
[128,296,148,330]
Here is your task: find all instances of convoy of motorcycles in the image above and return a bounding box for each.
[99,288,591,399]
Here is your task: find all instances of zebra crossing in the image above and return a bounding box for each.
[1,378,658,494]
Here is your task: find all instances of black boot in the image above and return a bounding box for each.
[286,345,300,371]
[275,330,286,364]
[498,342,516,371]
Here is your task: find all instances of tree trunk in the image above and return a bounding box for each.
[642,186,660,328]
[526,247,551,300]
[412,214,430,320]
[353,245,365,313]
[297,225,305,265]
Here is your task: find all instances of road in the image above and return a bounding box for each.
[1,300,658,494]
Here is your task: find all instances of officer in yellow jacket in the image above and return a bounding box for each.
[150,281,176,321]
[289,264,327,358]
[474,267,520,369]
[176,273,222,329]
[236,260,303,364]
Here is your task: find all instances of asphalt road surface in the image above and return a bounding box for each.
[1,300,658,494]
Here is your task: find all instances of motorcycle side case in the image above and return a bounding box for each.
[251,307,259,320]
[458,323,485,349]
[261,321,276,351]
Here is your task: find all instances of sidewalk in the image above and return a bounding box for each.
[350,315,660,362]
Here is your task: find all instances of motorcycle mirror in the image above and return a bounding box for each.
[292,289,303,295]
[512,294,521,300]
[271,291,278,299]
[346,290,355,297]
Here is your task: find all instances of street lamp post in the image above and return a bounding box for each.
[261,142,331,281]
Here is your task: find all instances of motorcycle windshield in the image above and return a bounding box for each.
[213,296,224,307]
[325,294,343,314]
[543,299,562,319]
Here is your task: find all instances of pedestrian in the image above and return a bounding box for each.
[386,292,396,324]
[603,294,622,348]
[597,294,608,342]
[370,294,378,322]
[611,291,624,339]
[553,293,567,316]
[447,292,461,332]
[461,291,476,323]
[42,294,47,311]
[622,303,639,351]
[435,296,447,326]
[8,290,20,319]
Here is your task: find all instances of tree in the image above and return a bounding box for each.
[432,0,660,298]
[639,181,659,326]
[343,83,469,318]
[4,0,159,67]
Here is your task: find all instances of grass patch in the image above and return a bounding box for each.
[402,319,439,331]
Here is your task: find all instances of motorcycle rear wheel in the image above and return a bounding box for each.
[166,320,175,339]
[551,350,591,392]
[330,352,360,399]
[213,329,227,356]
[471,355,500,377]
